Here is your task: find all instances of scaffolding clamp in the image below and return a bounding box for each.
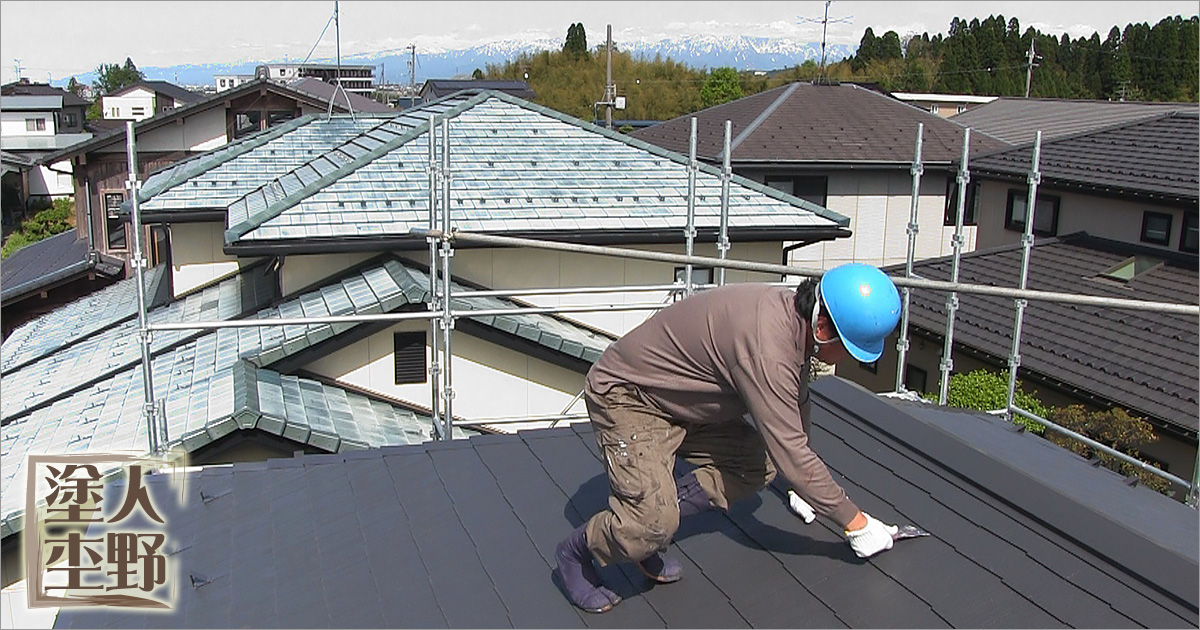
[910,163,924,177]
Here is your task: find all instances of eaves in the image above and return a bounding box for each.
[970,168,1199,210]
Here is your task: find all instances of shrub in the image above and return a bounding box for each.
[925,369,1050,433]
[1,197,76,259]
[1046,405,1170,494]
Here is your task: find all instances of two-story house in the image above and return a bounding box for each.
[100,80,205,121]
[0,79,91,216]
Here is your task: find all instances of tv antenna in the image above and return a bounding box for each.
[13,58,25,80]
[797,1,853,79]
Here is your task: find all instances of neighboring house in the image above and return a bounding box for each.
[11,377,1199,627]
[0,80,91,213]
[36,78,370,273]
[849,232,1199,495]
[213,73,256,92]
[964,110,1199,255]
[890,91,998,117]
[419,79,535,102]
[254,62,375,97]
[100,80,205,121]
[631,81,1012,273]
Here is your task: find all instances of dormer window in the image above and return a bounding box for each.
[1098,255,1163,283]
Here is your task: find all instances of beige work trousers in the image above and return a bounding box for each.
[583,384,777,566]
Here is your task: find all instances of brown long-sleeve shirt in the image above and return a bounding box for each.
[586,283,861,528]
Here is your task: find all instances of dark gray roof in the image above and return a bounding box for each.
[0,80,90,107]
[969,111,1199,205]
[0,150,35,167]
[631,82,1011,166]
[887,232,1199,436]
[0,231,124,303]
[107,80,205,104]
[52,376,1198,628]
[289,77,398,113]
[950,97,1195,145]
[420,79,535,100]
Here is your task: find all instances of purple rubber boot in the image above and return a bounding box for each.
[636,472,712,584]
[555,524,621,613]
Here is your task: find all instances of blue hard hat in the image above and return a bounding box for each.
[818,263,902,363]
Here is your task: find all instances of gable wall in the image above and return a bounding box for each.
[169,222,259,297]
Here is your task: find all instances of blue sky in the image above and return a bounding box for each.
[2,1,1196,84]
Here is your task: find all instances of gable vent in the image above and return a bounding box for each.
[394,331,427,384]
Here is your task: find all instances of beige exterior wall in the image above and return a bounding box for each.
[169,222,253,297]
[303,320,589,432]
[400,241,782,336]
[279,252,376,296]
[841,330,1197,495]
[119,108,228,153]
[974,180,1196,254]
[742,171,976,273]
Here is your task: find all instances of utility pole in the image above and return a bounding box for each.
[1024,38,1040,98]
[605,24,614,130]
[407,43,417,98]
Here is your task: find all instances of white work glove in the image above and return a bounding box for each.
[787,489,816,523]
[844,512,898,558]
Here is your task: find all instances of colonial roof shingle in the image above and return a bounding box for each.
[968,111,1199,206]
[631,82,1011,166]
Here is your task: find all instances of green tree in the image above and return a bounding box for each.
[1,197,75,259]
[472,68,485,80]
[66,77,85,97]
[930,369,1051,433]
[699,67,743,108]
[563,23,588,57]
[92,57,144,95]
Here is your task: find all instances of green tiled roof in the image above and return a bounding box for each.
[223,90,848,245]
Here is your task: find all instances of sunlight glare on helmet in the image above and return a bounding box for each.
[859,283,871,297]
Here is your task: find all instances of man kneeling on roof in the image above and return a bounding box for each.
[554,263,904,613]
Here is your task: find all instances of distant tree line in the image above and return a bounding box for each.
[485,15,1197,124]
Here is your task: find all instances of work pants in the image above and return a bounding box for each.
[583,384,776,566]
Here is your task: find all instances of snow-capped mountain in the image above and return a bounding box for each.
[61,34,855,89]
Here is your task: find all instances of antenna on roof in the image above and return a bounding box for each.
[326,0,355,120]
[797,1,852,83]
[13,58,25,80]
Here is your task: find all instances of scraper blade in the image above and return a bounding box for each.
[893,524,931,541]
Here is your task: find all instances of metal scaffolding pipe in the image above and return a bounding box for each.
[1006,131,1043,416]
[440,118,454,439]
[412,229,1199,315]
[458,412,589,427]
[717,120,732,286]
[895,123,924,393]
[939,128,971,405]
[125,121,161,456]
[684,117,698,296]
[457,283,692,299]
[427,113,442,439]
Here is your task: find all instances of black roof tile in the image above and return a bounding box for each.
[52,377,1198,629]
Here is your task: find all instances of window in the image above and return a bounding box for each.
[131,107,145,116]
[674,266,713,286]
[930,104,940,114]
[764,175,828,207]
[25,118,46,131]
[233,111,262,139]
[220,79,227,88]
[956,105,967,114]
[1181,213,1198,253]
[394,332,427,384]
[1099,255,1163,282]
[944,179,979,225]
[104,191,127,250]
[148,226,170,268]
[1004,189,1060,237]
[905,364,928,393]
[1140,212,1172,245]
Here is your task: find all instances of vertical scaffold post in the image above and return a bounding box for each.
[684,117,698,296]
[440,118,454,439]
[426,113,442,439]
[125,121,162,455]
[1005,131,1042,416]
[938,128,971,405]
[895,123,924,393]
[716,120,732,286]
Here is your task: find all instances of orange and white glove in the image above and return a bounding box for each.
[845,512,898,558]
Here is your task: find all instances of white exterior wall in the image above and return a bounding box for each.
[169,222,253,297]
[26,162,74,197]
[103,88,157,121]
[400,241,782,337]
[0,110,55,136]
[129,108,228,153]
[303,320,590,432]
[975,179,1195,254]
[783,171,974,272]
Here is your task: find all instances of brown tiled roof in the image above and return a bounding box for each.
[631,82,1011,165]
